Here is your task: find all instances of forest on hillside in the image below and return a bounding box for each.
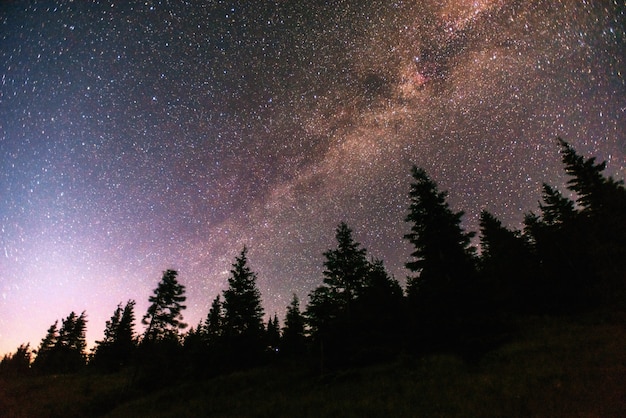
[1,138,625,387]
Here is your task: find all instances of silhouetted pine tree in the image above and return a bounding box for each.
[56,311,88,373]
[305,223,370,337]
[306,223,382,366]
[352,259,405,359]
[136,271,187,388]
[0,344,31,377]
[222,246,265,366]
[559,138,626,303]
[91,300,136,372]
[142,270,187,343]
[538,184,577,226]
[266,314,281,352]
[204,294,224,345]
[32,321,58,374]
[404,166,477,351]
[529,185,590,311]
[181,323,209,377]
[32,312,87,374]
[305,286,340,340]
[281,294,306,357]
[479,211,537,313]
[186,294,227,377]
[521,140,626,311]
[322,222,370,307]
[558,138,626,215]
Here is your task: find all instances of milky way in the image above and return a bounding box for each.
[1,0,624,355]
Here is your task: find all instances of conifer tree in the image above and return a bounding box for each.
[33,312,88,373]
[557,138,626,305]
[305,285,339,338]
[538,183,577,226]
[521,140,626,311]
[266,314,281,351]
[32,320,58,373]
[404,166,477,350]
[322,222,370,305]
[558,137,626,214]
[142,270,187,343]
[222,247,265,363]
[479,211,537,312]
[204,294,224,344]
[0,344,31,377]
[282,294,306,356]
[305,223,380,365]
[92,300,136,371]
[355,259,405,351]
[56,311,88,373]
[305,222,370,339]
[404,166,476,301]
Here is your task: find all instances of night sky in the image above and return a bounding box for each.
[1,0,624,355]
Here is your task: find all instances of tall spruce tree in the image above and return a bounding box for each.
[404,166,477,350]
[322,222,370,305]
[266,314,281,351]
[354,259,405,353]
[305,223,378,366]
[33,312,88,374]
[404,166,476,300]
[558,138,626,305]
[558,138,626,215]
[538,184,577,226]
[0,344,31,377]
[282,294,306,356]
[32,320,58,373]
[92,300,136,371]
[521,140,626,311]
[306,223,370,339]
[204,294,224,345]
[142,270,187,342]
[222,247,265,363]
[56,311,88,373]
[479,211,537,313]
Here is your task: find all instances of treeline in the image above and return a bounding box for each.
[1,138,625,383]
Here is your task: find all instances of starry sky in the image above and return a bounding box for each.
[1,0,624,356]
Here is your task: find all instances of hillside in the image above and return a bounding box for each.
[2,312,624,417]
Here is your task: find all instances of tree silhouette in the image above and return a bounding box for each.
[32,312,87,374]
[142,270,187,343]
[31,320,58,373]
[306,223,399,366]
[517,140,626,311]
[204,294,224,345]
[91,300,136,372]
[56,311,88,373]
[305,286,340,340]
[306,222,370,341]
[222,246,265,365]
[322,222,370,307]
[281,294,306,357]
[404,166,476,296]
[353,258,405,358]
[0,344,31,377]
[404,166,477,351]
[479,211,537,313]
[266,314,281,352]
[538,184,577,226]
[558,138,626,214]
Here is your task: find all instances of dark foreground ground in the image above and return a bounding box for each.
[2,312,625,417]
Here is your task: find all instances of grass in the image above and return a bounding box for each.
[2,312,625,417]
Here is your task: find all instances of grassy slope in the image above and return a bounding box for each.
[2,313,625,417]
